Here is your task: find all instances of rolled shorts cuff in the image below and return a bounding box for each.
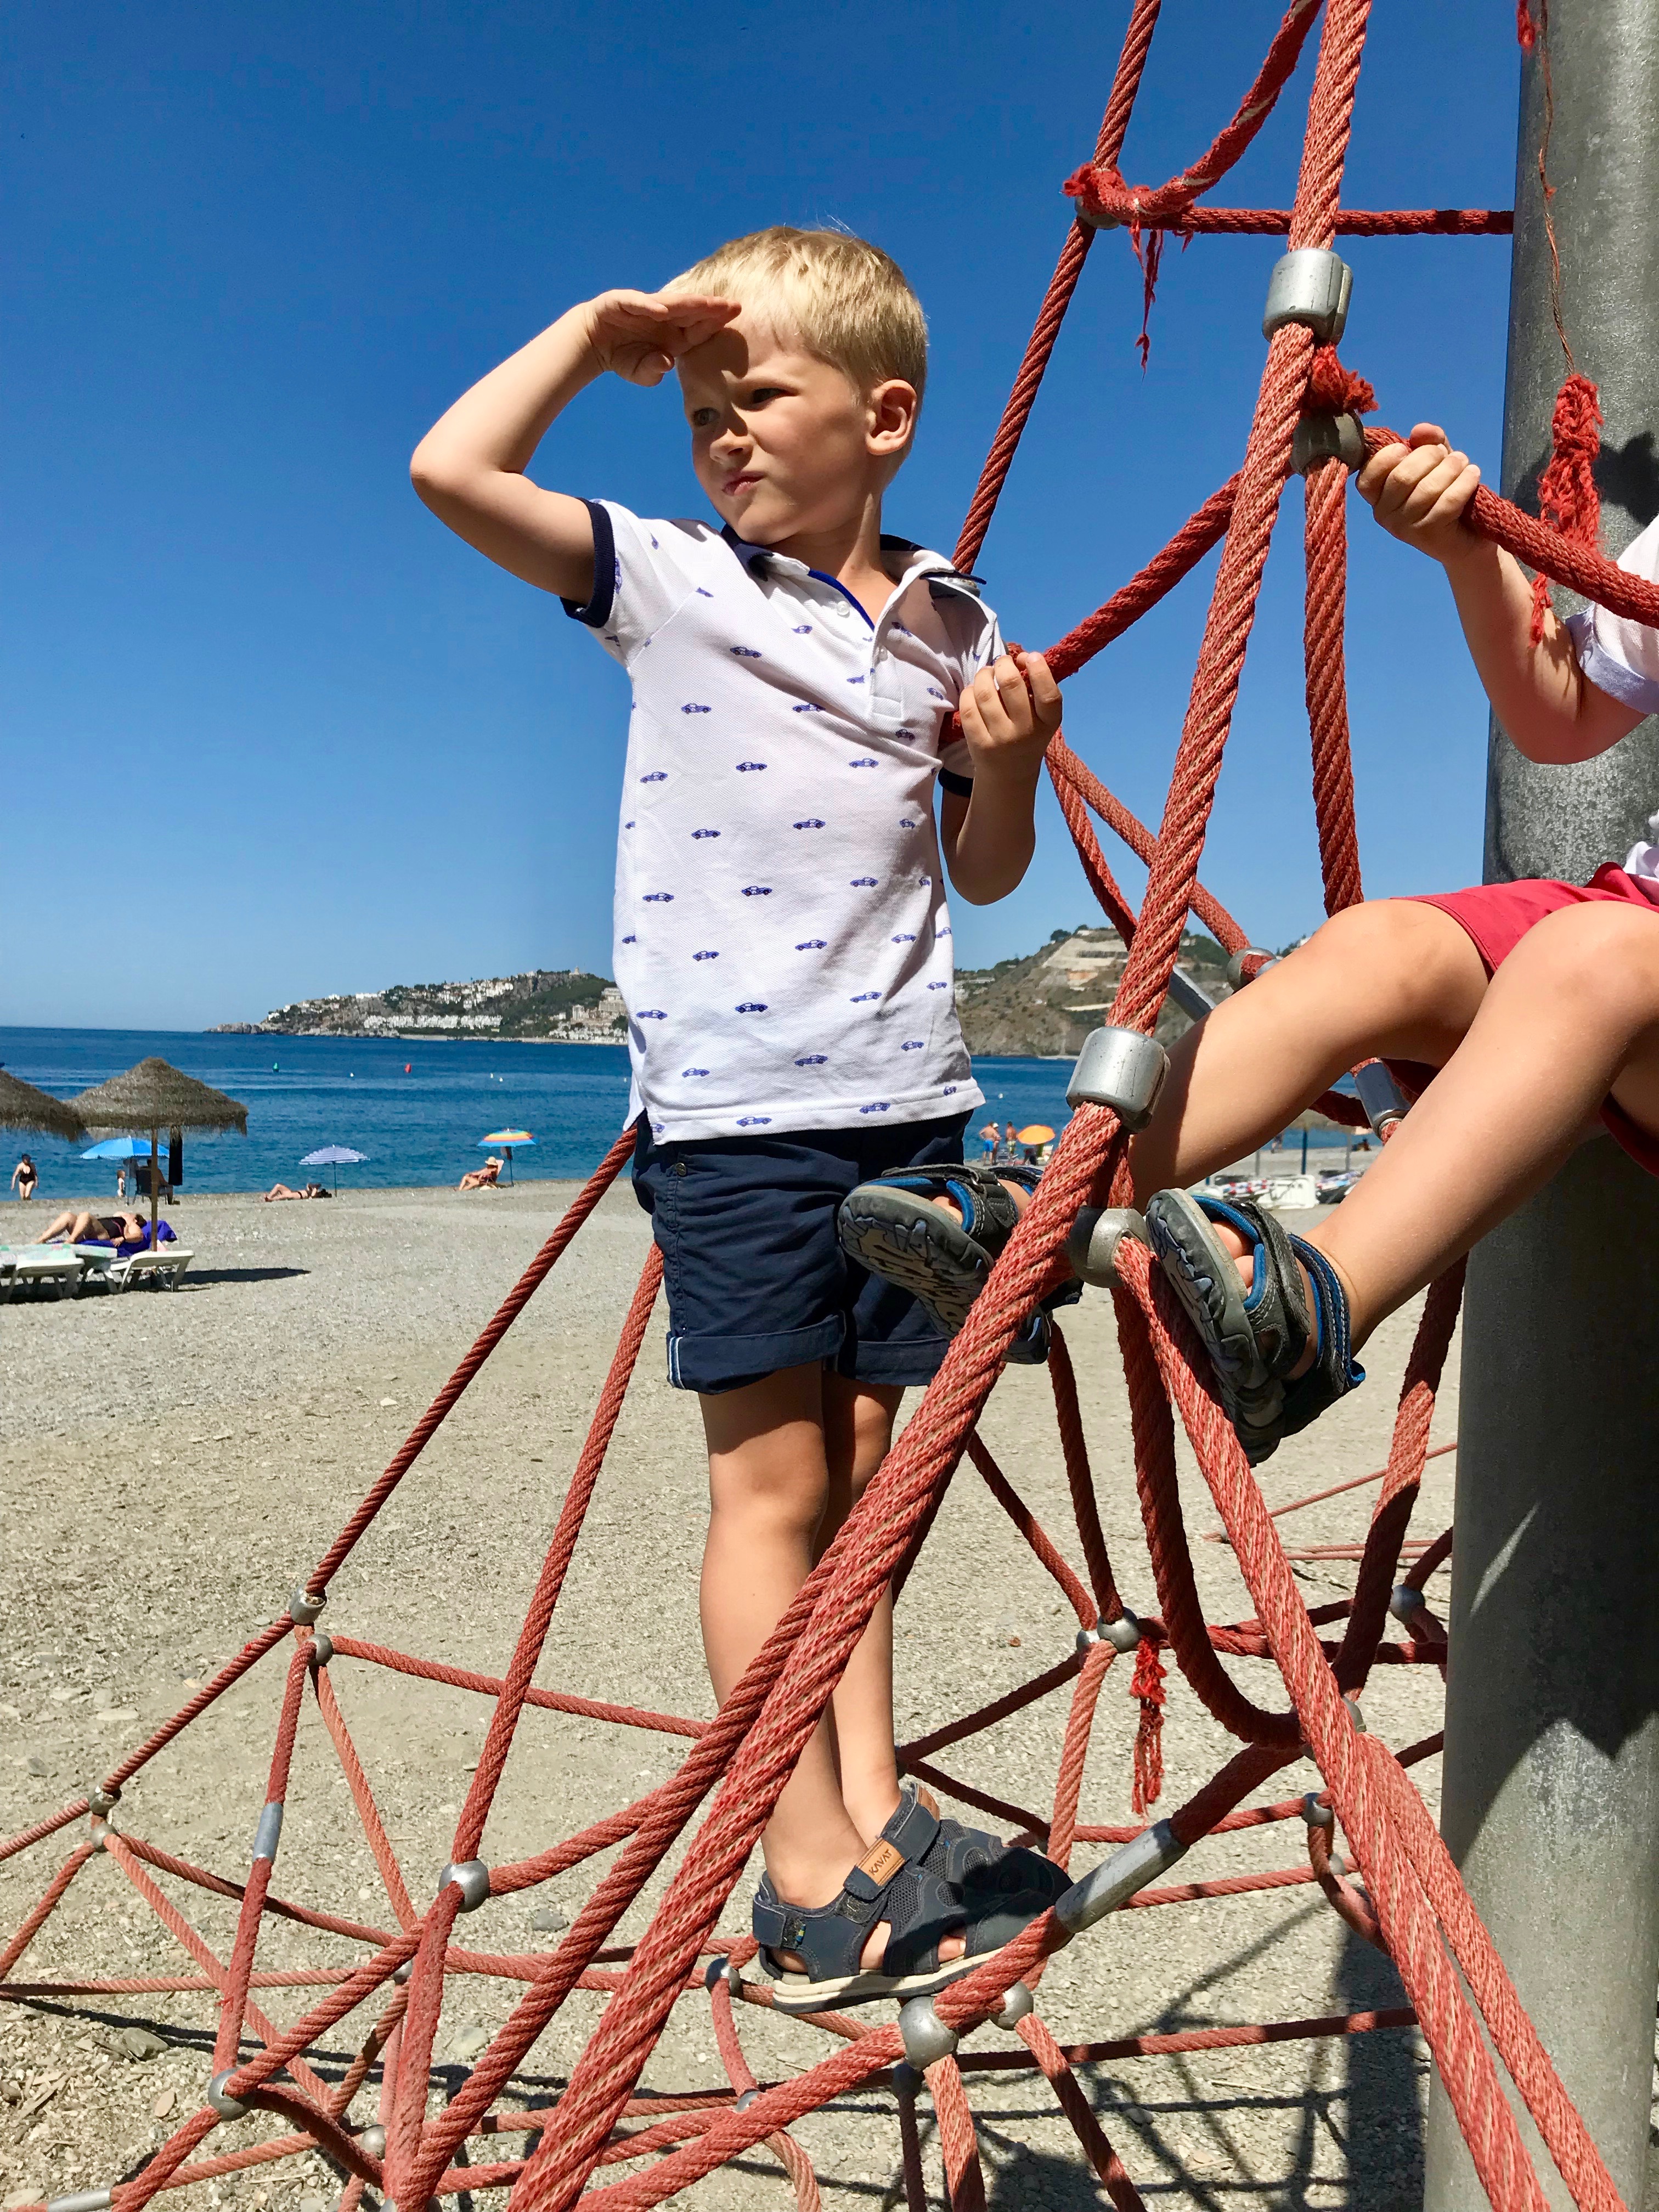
[841,1333,955,1389]
[668,1317,845,1394]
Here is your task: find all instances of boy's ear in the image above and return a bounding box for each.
[867,378,920,458]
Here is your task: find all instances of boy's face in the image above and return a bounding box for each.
[676,309,915,545]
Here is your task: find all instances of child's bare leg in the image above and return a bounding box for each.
[698,1365,960,1971]
[1299,900,1659,1341]
[815,1375,904,1841]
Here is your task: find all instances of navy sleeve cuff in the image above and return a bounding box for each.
[560,499,617,629]
[940,768,974,797]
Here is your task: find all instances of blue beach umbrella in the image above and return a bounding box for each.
[300,1144,368,1192]
[479,1128,534,1184]
[79,1135,153,1160]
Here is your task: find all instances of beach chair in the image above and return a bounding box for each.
[71,1243,120,1288]
[105,1246,193,1293]
[8,1246,88,1300]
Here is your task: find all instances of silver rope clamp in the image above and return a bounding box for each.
[251,1803,283,1863]
[1066,1207,1148,1289]
[307,1630,334,1668]
[1054,1818,1186,1936]
[1077,1609,1142,1655]
[288,1586,326,1626]
[1226,946,1278,990]
[1353,1059,1409,1138]
[88,1819,112,1853]
[1294,411,1366,475]
[1302,1792,1335,1830]
[703,1955,741,1993]
[355,2124,388,2160]
[207,2069,249,2120]
[898,1996,958,2068]
[1262,247,1353,345]
[48,2193,113,2212]
[1066,1027,1169,1131]
[734,2088,760,2112]
[1389,1584,1427,1625]
[991,1981,1035,2029]
[85,1783,121,1816]
[890,2061,925,2097]
[436,1859,491,1912]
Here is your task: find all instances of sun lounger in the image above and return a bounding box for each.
[6,1246,88,1299]
[104,1246,193,1292]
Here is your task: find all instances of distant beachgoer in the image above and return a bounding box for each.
[12,1155,37,1201]
[997,1121,1018,1163]
[263,1181,332,1203]
[977,1121,998,1160]
[458,1156,503,1192]
[116,1166,128,1200]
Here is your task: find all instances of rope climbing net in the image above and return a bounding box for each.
[10,4,1659,2206]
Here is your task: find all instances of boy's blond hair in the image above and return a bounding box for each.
[665,227,927,403]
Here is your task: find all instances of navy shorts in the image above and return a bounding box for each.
[632,1111,972,1394]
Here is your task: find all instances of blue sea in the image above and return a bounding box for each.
[0,1028,1102,1201]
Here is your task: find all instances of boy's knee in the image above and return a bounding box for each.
[1293,899,1471,1007]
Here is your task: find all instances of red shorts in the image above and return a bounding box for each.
[1387,865,1659,1176]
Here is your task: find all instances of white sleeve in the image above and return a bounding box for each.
[560,501,696,667]
[1564,512,1659,715]
[938,601,1005,785]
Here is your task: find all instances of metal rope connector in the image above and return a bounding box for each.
[703,1955,741,1993]
[1165,969,1216,1023]
[306,1630,334,1668]
[288,1586,326,1627]
[251,1803,283,1863]
[48,2192,112,2212]
[1389,1584,1427,1624]
[1226,946,1278,990]
[1066,1207,1148,1289]
[991,1981,1035,2029]
[1077,1609,1142,1654]
[898,1996,958,2069]
[85,1783,121,1816]
[436,1859,491,1913]
[1303,1792,1336,1830]
[1353,1059,1409,1138]
[355,2124,387,2160]
[1066,1027,1170,1130]
[1054,1819,1186,1936]
[1294,411,1367,475]
[734,2088,760,2112]
[1262,247,1353,345]
[207,2069,249,2120]
[88,1820,112,1853]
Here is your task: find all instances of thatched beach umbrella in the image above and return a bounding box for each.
[72,1058,247,1242]
[0,1070,88,1146]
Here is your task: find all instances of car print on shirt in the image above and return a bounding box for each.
[682,1067,710,1076]
[847,673,867,685]
[792,702,822,713]
[691,828,720,839]
[680,703,712,715]
[640,770,668,782]
[642,892,674,903]
[899,818,916,828]
[859,1102,891,1114]
[696,586,714,597]
[736,1116,773,1126]
[891,933,916,943]
[794,1054,828,1066]
[927,685,947,700]
[623,820,635,830]
[621,934,637,945]
[848,757,878,767]
[736,760,767,771]
[792,623,812,634]
[926,980,949,990]
[735,1002,768,1013]
[795,939,827,950]
[729,646,761,658]
[900,1041,924,1051]
[943,1084,958,1095]
[741,885,772,897]
[636,1009,668,1020]
[793,818,825,830]
[850,877,879,887]
[692,950,719,961]
[918,874,932,887]
[850,991,881,1003]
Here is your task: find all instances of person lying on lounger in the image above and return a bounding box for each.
[37,1210,145,1245]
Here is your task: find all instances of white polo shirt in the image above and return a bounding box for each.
[563,500,996,1141]
[1565,514,1659,885]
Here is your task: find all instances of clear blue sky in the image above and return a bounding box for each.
[5,2,1519,1030]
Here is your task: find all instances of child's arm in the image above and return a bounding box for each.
[940,650,1063,904]
[1355,424,1644,766]
[410,291,738,598]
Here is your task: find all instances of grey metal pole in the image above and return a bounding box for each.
[1424,7,1659,2207]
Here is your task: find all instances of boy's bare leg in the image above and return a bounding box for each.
[816,1374,904,1841]
[698,1365,961,1971]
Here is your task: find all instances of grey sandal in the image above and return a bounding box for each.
[1144,1189,1363,1464]
[836,1161,1077,1364]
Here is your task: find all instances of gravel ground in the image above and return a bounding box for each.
[1,1180,1463,2211]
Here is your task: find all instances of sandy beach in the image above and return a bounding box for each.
[2,1178,1459,2211]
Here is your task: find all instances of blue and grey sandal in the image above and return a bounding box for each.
[1144,1189,1363,1465]
[754,1785,1066,2013]
[836,1161,1079,1365]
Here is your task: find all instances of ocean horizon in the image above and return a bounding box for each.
[0,1026,1115,1203]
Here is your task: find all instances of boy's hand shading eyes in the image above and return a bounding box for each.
[958,650,1063,780]
[581,290,741,387]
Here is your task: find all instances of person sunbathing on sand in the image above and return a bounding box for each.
[458,1158,503,1192]
[263,1182,332,1202]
